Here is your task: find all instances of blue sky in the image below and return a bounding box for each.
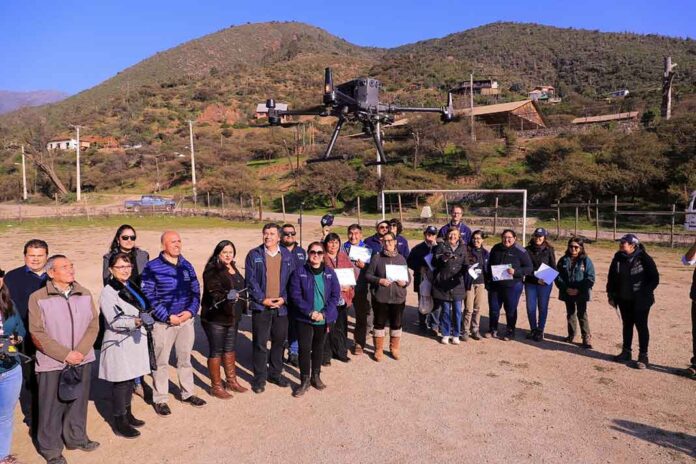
[1,0,694,94]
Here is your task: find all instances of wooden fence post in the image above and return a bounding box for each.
[357,196,361,225]
[281,194,286,222]
[258,197,263,221]
[613,195,618,241]
[595,199,599,242]
[574,207,579,237]
[556,203,561,239]
[670,203,676,248]
[398,194,403,223]
[493,197,499,235]
[221,192,225,215]
[239,195,244,218]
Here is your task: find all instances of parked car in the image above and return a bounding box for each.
[685,191,696,231]
[124,195,176,212]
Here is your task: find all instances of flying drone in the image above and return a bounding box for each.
[265,68,454,166]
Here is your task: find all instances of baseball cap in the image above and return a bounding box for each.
[619,233,639,245]
[321,214,334,227]
[533,227,548,237]
[424,226,438,235]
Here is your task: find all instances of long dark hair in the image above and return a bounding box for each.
[109,224,137,252]
[205,240,239,272]
[0,282,14,319]
[528,235,554,252]
[566,238,587,259]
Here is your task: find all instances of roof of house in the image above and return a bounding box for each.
[454,100,534,117]
[571,112,639,124]
[255,103,288,112]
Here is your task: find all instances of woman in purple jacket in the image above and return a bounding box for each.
[288,242,340,398]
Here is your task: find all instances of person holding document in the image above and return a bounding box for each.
[523,228,557,342]
[344,224,373,356]
[288,242,340,397]
[432,227,469,344]
[606,234,659,370]
[464,230,489,340]
[556,238,595,348]
[322,233,354,364]
[485,229,533,341]
[365,232,411,361]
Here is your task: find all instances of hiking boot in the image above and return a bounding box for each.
[310,371,327,390]
[613,349,632,363]
[471,332,481,341]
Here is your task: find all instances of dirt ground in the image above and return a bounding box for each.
[3,224,695,463]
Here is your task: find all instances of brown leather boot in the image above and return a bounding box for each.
[207,357,232,399]
[390,331,402,360]
[222,352,248,393]
[373,330,385,362]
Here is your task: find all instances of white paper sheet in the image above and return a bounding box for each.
[424,253,434,271]
[385,264,409,282]
[333,268,357,287]
[468,262,481,279]
[348,245,372,264]
[491,264,513,281]
[534,263,559,285]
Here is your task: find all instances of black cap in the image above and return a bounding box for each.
[619,233,639,245]
[321,214,334,227]
[424,226,438,235]
[533,227,548,237]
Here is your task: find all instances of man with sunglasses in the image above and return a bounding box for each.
[365,220,391,255]
[245,223,296,393]
[280,224,307,367]
[4,239,49,432]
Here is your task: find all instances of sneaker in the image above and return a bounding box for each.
[65,440,100,452]
[182,395,207,407]
[613,350,632,363]
[251,384,265,394]
[471,332,481,341]
[451,337,461,345]
[460,333,470,342]
[502,330,515,341]
[635,353,649,370]
[153,403,171,416]
[484,331,497,339]
[440,336,450,344]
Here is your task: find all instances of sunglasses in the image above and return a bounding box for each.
[120,235,137,241]
[308,250,324,256]
[283,232,296,237]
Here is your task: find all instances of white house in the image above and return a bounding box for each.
[46,138,90,151]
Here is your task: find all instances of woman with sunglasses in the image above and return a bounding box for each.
[288,242,340,397]
[322,233,354,364]
[0,267,27,463]
[606,234,660,369]
[556,238,595,348]
[102,224,150,287]
[365,232,411,361]
[99,253,151,439]
[485,229,533,341]
[201,240,248,399]
[432,227,469,345]
[523,228,556,342]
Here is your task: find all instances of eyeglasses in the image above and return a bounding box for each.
[308,250,324,256]
[383,239,396,243]
[112,265,133,270]
[569,245,581,250]
[378,226,388,230]
[283,231,296,237]
[502,236,514,240]
[120,235,137,241]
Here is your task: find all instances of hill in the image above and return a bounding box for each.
[0,90,68,114]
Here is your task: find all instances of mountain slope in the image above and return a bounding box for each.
[0,90,68,114]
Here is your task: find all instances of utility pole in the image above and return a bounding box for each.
[72,125,82,202]
[661,56,677,120]
[21,145,27,200]
[470,73,475,142]
[188,120,197,204]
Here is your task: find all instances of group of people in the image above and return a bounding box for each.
[0,205,694,464]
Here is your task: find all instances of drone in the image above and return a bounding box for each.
[265,68,454,166]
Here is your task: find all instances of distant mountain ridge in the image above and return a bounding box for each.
[0,90,68,114]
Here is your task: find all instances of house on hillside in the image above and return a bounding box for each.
[452,79,500,96]
[571,111,639,125]
[528,86,556,102]
[455,100,546,133]
[255,102,289,123]
[46,137,90,151]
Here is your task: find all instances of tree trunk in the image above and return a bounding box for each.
[29,154,68,195]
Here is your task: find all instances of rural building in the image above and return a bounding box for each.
[46,138,90,151]
[571,111,639,125]
[452,79,500,96]
[455,100,546,131]
[255,102,289,123]
[528,85,555,101]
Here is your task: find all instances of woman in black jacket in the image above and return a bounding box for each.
[201,240,248,398]
[523,228,556,342]
[606,234,659,369]
[486,229,533,341]
[432,227,469,345]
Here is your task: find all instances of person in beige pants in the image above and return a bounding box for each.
[463,231,488,340]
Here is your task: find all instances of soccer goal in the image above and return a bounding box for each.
[380,189,529,243]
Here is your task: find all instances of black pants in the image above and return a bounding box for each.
[202,320,239,357]
[297,321,327,377]
[36,363,92,461]
[617,298,652,354]
[19,359,38,430]
[691,300,696,367]
[324,304,348,361]
[565,298,591,339]
[353,286,372,348]
[112,379,135,416]
[251,310,288,386]
[372,301,405,331]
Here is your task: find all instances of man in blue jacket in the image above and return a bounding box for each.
[438,205,472,245]
[141,231,206,416]
[281,223,306,367]
[245,223,296,393]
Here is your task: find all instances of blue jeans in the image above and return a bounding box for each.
[525,283,553,332]
[288,318,299,356]
[439,300,463,337]
[488,282,524,333]
[426,301,441,331]
[0,365,23,458]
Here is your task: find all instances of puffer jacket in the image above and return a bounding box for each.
[365,251,411,304]
[431,241,469,301]
[606,246,659,304]
[524,243,557,285]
